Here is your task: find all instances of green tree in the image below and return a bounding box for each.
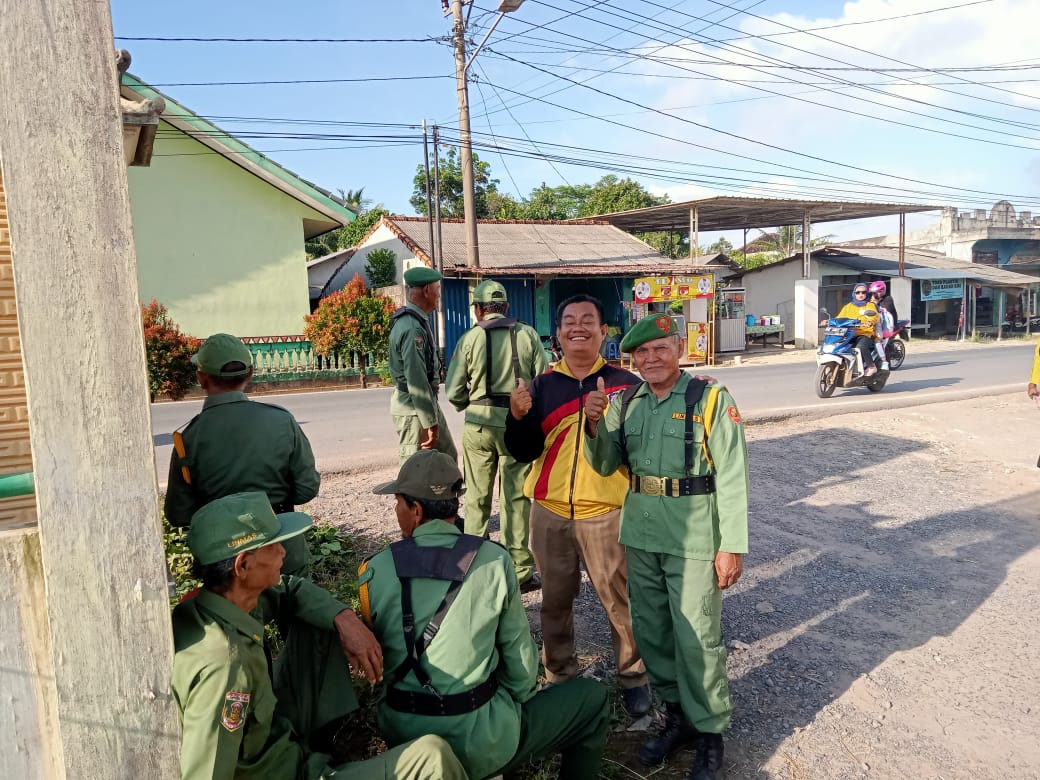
[707,237,733,255]
[364,247,397,287]
[303,274,395,389]
[410,146,500,218]
[755,225,835,259]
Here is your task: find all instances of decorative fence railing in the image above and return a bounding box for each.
[241,336,385,382]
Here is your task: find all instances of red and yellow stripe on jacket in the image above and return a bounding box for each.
[523,357,636,520]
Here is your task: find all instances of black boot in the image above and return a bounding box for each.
[639,701,697,766]
[686,732,724,780]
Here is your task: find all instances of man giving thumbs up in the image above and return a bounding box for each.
[504,294,653,719]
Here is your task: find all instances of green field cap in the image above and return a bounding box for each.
[373,450,464,500]
[192,333,253,377]
[188,492,312,565]
[472,280,507,303]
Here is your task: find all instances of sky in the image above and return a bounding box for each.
[108,0,1040,243]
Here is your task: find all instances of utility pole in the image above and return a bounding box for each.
[451,0,480,268]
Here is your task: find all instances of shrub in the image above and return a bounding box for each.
[304,275,395,389]
[142,300,201,401]
[365,248,397,288]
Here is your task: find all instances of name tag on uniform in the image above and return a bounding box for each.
[671,412,686,420]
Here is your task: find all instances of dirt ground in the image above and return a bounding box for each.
[308,391,1040,780]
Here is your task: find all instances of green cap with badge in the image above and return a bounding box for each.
[373,450,465,500]
[619,314,681,353]
[191,333,254,377]
[187,492,313,565]
[472,280,508,303]
[403,266,443,287]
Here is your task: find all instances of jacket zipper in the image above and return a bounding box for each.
[567,375,587,521]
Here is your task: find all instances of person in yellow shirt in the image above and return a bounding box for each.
[837,283,881,377]
[1027,339,1040,406]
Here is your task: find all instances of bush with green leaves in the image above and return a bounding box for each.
[364,248,397,288]
[142,300,201,401]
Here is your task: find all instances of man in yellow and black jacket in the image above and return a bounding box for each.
[504,294,651,718]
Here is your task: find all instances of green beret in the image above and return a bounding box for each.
[620,314,680,352]
[403,266,443,287]
[472,280,507,303]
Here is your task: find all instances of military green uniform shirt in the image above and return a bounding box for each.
[171,580,352,780]
[388,303,457,462]
[585,374,749,559]
[360,520,540,779]
[444,313,547,429]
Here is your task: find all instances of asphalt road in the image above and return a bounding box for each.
[151,341,1033,483]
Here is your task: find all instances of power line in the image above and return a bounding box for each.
[114,35,447,43]
[146,75,453,87]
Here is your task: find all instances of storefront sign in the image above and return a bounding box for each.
[634,275,714,303]
[687,322,710,360]
[920,278,964,301]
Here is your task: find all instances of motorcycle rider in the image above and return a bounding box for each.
[837,283,881,377]
[868,281,893,371]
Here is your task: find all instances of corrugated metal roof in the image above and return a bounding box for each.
[594,196,939,233]
[387,217,690,273]
[821,246,1038,286]
[307,248,355,297]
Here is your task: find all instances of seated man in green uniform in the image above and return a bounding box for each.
[359,450,609,780]
[388,266,457,464]
[165,332,319,575]
[583,315,750,780]
[171,491,467,780]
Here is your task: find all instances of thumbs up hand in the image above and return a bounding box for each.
[584,376,609,425]
[510,377,533,419]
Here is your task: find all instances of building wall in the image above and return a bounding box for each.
[323,223,419,295]
[128,120,326,338]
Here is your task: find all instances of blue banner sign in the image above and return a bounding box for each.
[920,278,964,301]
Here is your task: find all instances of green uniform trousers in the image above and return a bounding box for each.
[462,423,535,582]
[276,622,467,780]
[393,403,457,465]
[323,735,466,779]
[627,548,732,733]
[496,678,609,780]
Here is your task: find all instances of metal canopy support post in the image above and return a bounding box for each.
[690,206,699,263]
[802,209,811,278]
[899,212,906,277]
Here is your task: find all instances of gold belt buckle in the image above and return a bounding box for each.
[641,475,663,496]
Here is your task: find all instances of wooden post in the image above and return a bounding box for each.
[0,1,180,777]
[802,210,811,278]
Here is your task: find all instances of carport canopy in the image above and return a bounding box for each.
[592,196,940,233]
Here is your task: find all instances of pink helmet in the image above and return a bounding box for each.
[868,280,887,295]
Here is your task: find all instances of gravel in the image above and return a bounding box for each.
[307,392,1040,779]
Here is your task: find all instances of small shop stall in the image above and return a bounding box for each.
[715,287,747,352]
[632,273,716,365]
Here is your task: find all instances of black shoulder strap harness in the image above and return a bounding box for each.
[619,378,716,495]
[386,534,499,716]
[471,317,521,408]
[392,306,438,389]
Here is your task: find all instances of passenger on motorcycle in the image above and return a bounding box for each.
[837,284,880,377]
[868,281,893,371]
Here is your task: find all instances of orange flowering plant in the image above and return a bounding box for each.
[142,300,202,401]
[304,274,395,388]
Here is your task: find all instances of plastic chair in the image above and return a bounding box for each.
[605,341,621,360]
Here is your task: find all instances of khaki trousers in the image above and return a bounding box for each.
[529,502,647,687]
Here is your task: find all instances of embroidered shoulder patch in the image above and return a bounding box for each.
[221,691,250,732]
[726,406,742,424]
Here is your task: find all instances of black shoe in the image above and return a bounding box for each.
[686,733,724,780]
[519,572,542,594]
[622,684,652,717]
[639,701,697,766]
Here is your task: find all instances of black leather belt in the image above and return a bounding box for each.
[630,474,716,497]
[384,675,498,716]
[470,396,511,408]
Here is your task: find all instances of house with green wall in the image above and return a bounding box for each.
[120,74,355,339]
